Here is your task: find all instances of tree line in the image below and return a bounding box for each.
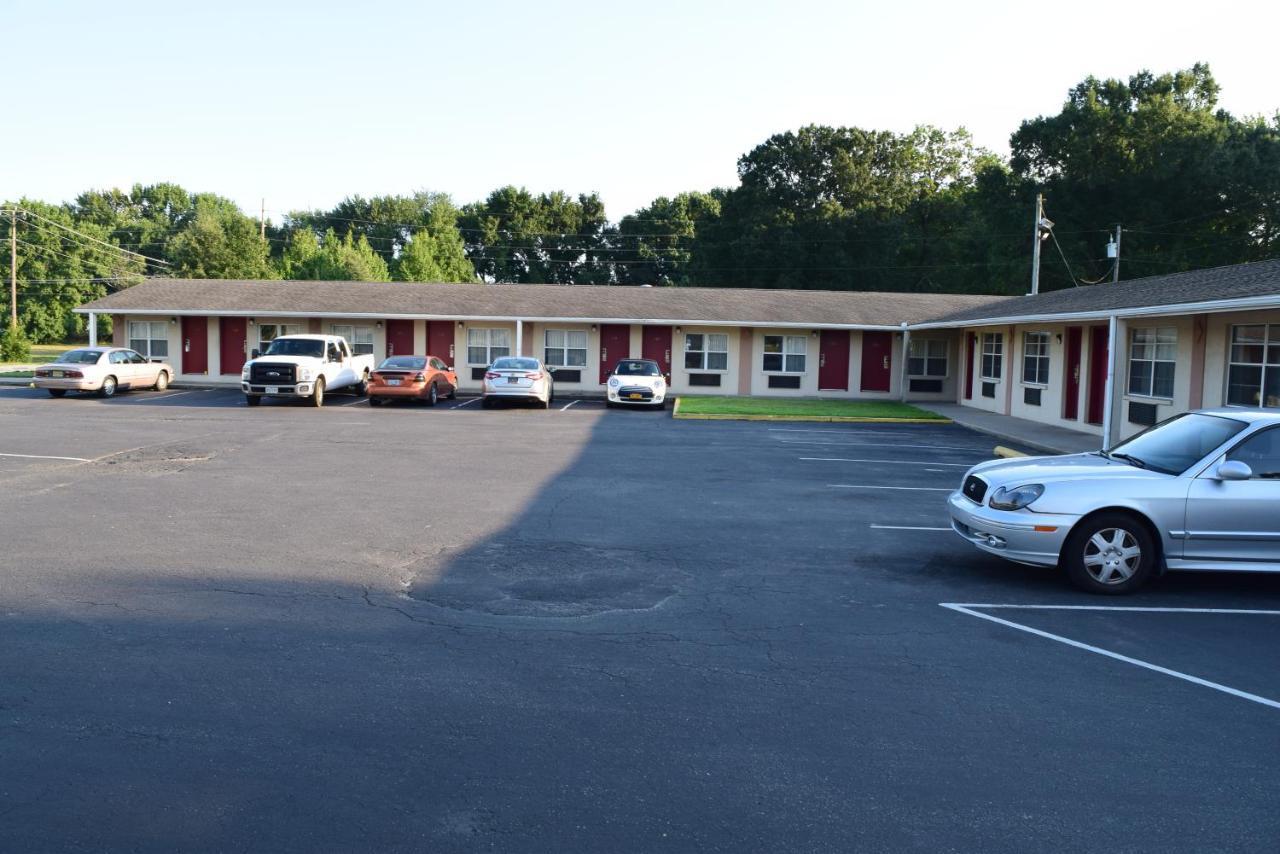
[3,62,1278,346]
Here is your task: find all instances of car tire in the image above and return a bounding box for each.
[154,371,169,391]
[446,385,457,400]
[99,376,118,398]
[354,372,369,397]
[246,394,261,407]
[311,377,326,408]
[605,400,614,409]
[426,383,438,406]
[1062,512,1157,595]
[369,396,382,407]
[47,388,66,398]
[481,397,493,409]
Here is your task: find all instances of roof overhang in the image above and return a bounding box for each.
[907,293,1280,330]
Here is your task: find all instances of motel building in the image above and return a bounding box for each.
[76,259,1280,445]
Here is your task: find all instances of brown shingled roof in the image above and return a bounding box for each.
[76,278,1003,328]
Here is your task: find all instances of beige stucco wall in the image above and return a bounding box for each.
[522,321,601,391]
[1202,308,1280,410]
[670,326,740,396]
[901,331,962,403]
[455,321,519,392]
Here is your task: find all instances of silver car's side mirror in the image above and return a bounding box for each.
[1217,460,1253,481]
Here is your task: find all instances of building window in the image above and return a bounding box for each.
[684,333,729,371]
[544,329,588,368]
[259,323,303,353]
[1227,324,1280,408]
[1127,327,1177,399]
[467,327,512,365]
[331,324,374,355]
[763,334,807,372]
[127,321,168,360]
[908,339,948,377]
[1022,331,1050,385]
[980,333,1003,381]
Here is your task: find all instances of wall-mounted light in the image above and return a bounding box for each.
[811,329,819,338]
[248,318,255,327]
[170,317,178,326]
[674,326,682,335]
[375,321,383,330]
[590,324,597,332]
[1055,333,1063,344]
[457,321,465,329]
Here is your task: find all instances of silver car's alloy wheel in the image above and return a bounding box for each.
[99,376,117,398]
[1082,528,1141,585]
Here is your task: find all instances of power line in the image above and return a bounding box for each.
[4,208,170,266]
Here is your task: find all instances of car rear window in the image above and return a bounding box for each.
[379,357,427,370]
[492,358,539,371]
[59,350,103,364]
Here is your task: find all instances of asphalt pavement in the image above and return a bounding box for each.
[1,385,1277,852]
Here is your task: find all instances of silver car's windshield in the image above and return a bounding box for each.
[1106,413,1249,475]
[264,339,324,358]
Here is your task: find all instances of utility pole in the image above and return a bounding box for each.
[260,199,266,241]
[9,208,16,328]
[1109,224,1122,283]
[1030,194,1052,295]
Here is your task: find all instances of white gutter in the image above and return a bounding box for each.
[69,306,907,331]
[908,293,1280,331]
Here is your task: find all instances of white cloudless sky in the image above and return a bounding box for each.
[5,0,1278,221]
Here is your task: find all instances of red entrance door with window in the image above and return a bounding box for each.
[641,325,672,383]
[386,319,414,358]
[219,317,246,375]
[1063,326,1083,420]
[426,321,455,365]
[1086,326,1109,425]
[860,331,892,392]
[818,330,850,391]
[599,324,630,383]
[964,333,976,400]
[181,316,207,375]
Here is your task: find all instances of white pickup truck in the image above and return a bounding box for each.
[240,334,376,407]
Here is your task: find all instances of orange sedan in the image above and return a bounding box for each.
[368,356,458,406]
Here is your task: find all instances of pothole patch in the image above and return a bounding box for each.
[95,445,215,475]
[407,540,687,617]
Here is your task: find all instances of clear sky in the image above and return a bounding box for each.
[5,0,1278,222]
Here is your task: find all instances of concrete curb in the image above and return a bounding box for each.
[993,445,1029,459]
[670,397,949,424]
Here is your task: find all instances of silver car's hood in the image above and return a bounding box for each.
[968,452,1171,488]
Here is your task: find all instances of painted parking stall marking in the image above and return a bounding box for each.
[943,603,1280,711]
[801,457,973,467]
[0,452,92,462]
[829,484,953,491]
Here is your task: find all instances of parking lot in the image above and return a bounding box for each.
[1,384,1278,852]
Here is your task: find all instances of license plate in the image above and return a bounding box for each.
[507,377,519,383]
[629,393,644,400]
[51,371,63,378]
[266,386,280,394]
[386,379,401,386]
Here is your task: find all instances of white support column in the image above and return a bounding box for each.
[515,319,523,358]
[1101,314,1118,449]
[899,326,911,402]
[88,312,97,346]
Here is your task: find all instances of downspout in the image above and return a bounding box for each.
[1101,314,1118,450]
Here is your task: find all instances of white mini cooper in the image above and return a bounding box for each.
[606,359,667,409]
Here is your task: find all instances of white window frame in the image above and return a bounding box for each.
[1021,331,1051,386]
[1226,324,1280,409]
[543,328,588,368]
[980,333,1003,381]
[908,338,948,378]
[330,324,374,356]
[684,332,729,372]
[467,327,512,365]
[762,334,808,373]
[1127,326,1177,400]
[127,321,169,361]
[259,322,304,353]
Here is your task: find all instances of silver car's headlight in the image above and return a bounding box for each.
[988,484,1044,511]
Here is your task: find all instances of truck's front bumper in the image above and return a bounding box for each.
[947,491,1077,568]
[243,382,313,397]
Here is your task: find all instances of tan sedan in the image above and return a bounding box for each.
[33,347,173,398]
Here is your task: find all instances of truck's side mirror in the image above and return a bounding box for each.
[251,349,260,359]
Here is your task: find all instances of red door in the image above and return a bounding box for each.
[426,321,455,365]
[386,319,414,357]
[964,333,975,400]
[1086,326,1109,425]
[181,316,207,375]
[1063,326,1082,420]
[641,325,672,384]
[860,331,892,392]
[599,324,630,383]
[818,330,850,391]
[219,317,246,375]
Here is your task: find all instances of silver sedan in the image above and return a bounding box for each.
[950,409,1280,593]
[33,347,173,398]
[480,356,554,409]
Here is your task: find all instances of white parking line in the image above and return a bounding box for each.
[338,397,368,407]
[0,452,92,462]
[801,457,972,467]
[941,603,1280,711]
[829,484,952,491]
[560,400,580,411]
[779,439,986,452]
[870,524,951,531]
[451,398,479,409]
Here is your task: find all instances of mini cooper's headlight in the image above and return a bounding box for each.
[608,378,620,388]
[988,484,1044,511]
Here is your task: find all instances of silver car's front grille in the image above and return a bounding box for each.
[961,475,988,504]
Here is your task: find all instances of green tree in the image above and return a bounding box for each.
[1,322,31,362]
[167,194,275,279]
[616,191,723,285]
[459,187,612,284]
[393,199,476,282]
[282,228,390,281]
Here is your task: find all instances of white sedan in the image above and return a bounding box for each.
[606,359,667,409]
[33,347,173,398]
[481,357,554,408]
